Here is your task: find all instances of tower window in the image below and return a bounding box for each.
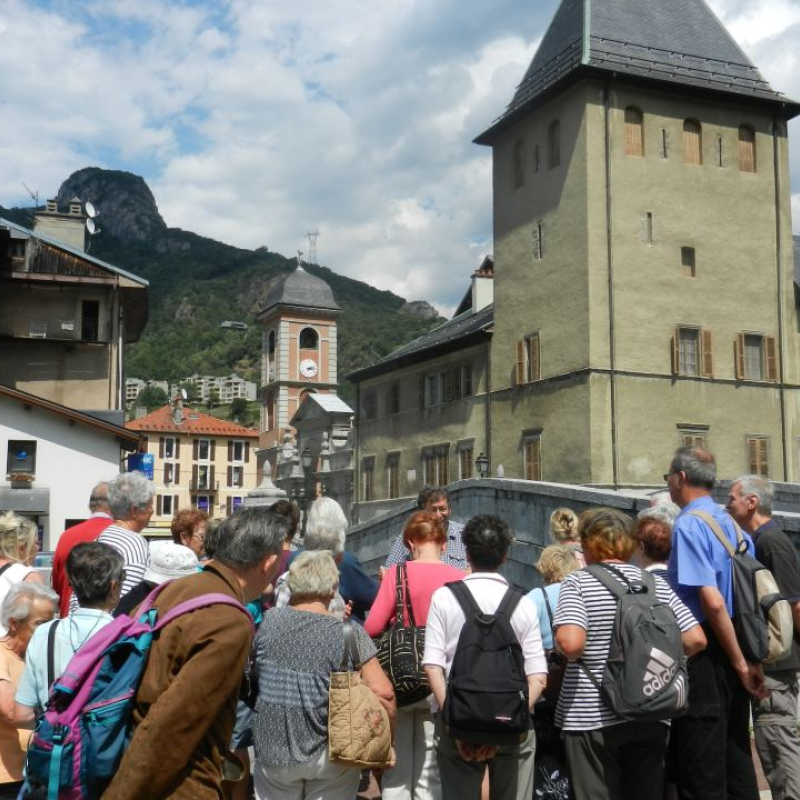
[681,247,696,277]
[624,107,644,157]
[739,125,756,173]
[683,119,702,165]
[299,327,318,349]
[547,120,560,169]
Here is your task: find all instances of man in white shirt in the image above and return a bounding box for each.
[424,515,547,800]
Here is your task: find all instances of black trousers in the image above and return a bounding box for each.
[670,624,759,800]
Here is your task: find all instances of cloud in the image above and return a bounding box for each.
[0,0,798,315]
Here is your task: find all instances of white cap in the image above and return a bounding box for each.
[144,540,198,584]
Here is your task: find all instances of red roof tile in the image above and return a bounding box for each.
[126,405,259,438]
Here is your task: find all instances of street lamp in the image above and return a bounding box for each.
[475,452,489,479]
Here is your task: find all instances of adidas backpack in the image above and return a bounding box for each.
[690,510,793,664]
[23,582,252,800]
[579,563,688,722]
[441,581,530,746]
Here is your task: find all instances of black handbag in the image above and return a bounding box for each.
[375,562,430,707]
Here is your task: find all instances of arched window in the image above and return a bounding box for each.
[547,120,560,169]
[624,107,644,157]
[683,119,702,165]
[738,125,756,173]
[513,140,525,189]
[299,327,319,349]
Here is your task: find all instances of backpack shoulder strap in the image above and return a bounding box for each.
[47,619,60,691]
[584,563,627,598]
[689,510,742,557]
[153,593,254,635]
[495,584,525,620]
[446,580,481,619]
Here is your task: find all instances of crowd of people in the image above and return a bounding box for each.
[0,444,797,800]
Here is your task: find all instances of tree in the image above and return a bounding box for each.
[137,385,168,410]
[229,397,249,420]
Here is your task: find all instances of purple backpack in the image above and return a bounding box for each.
[23,582,253,800]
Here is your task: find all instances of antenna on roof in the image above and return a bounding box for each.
[21,182,39,227]
[306,230,320,265]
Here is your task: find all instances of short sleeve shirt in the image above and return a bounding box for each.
[667,495,753,622]
[526,584,560,650]
[553,563,697,731]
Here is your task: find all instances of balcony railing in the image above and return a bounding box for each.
[190,480,219,492]
[0,314,111,343]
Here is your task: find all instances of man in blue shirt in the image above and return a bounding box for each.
[665,446,766,800]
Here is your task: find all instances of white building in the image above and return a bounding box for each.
[0,384,141,548]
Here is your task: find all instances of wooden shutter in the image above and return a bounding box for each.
[701,330,713,377]
[530,335,541,380]
[175,438,180,458]
[671,331,680,375]
[226,497,232,515]
[163,464,169,483]
[228,441,233,461]
[418,377,425,409]
[244,444,250,463]
[227,466,233,487]
[765,337,778,382]
[734,334,745,380]
[748,438,769,477]
[525,440,541,480]
[159,437,165,458]
[516,340,526,385]
[210,465,216,489]
[624,107,643,157]
[193,439,199,460]
[156,495,163,515]
[192,464,198,486]
[739,126,755,173]
[175,464,180,483]
[683,120,701,165]
[210,440,216,460]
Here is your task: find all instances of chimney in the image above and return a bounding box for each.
[69,197,82,216]
[34,198,87,251]
[470,256,494,313]
[173,394,184,425]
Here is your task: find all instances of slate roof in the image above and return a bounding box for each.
[349,305,493,382]
[127,405,259,437]
[260,266,340,315]
[477,0,800,144]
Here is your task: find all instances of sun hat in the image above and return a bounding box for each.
[144,540,199,584]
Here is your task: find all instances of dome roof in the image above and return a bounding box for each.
[261,266,340,313]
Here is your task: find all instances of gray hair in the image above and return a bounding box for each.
[287,550,340,602]
[733,474,774,516]
[304,497,347,556]
[648,490,672,508]
[637,503,680,527]
[108,472,155,520]
[670,446,716,490]
[88,482,110,513]
[215,507,289,569]
[1,582,58,628]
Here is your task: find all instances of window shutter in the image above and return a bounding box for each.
[226,497,232,515]
[157,495,163,516]
[444,369,453,402]
[163,464,169,483]
[516,340,525,385]
[734,334,745,380]
[159,437,165,459]
[228,441,233,461]
[671,331,679,375]
[418,377,425,409]
[765,337,778,382]
[227,466,233,487]
[192,464,198,486]
[193,440,199,460]
[210,440,216,461]
[175,438,180,458]
[210,465,216,489]
[175,464,180,483]
[701,330,713,377]
[244,444,250,463]
[531,336,541,380]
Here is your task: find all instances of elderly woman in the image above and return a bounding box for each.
[365,510,465,800]
[0,513,44,636]
[15,542,124,721]
[553,509,706,800]
[549,507,585,567]
[170,508,209,560]
[528,544,580,650]
[253,550,396,800]
[0,583,57,797]
[632,507,677,580]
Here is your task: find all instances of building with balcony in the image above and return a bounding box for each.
[126,400,259,524]
[0,206,148,418]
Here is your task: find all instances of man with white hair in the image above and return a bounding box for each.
[726,475,800,800]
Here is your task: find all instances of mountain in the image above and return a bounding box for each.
[3,168,445,402]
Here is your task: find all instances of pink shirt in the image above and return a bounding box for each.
[364,561,465,636]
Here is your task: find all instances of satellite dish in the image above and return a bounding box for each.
[180,388,188,401]
[86,218,100,235]
[85,201,98,218]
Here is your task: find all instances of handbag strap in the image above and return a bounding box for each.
[47,618,60,691]
[340,619,361,671]
[401,562,417,628]
[540,587,555,628]
[394,565,405,627]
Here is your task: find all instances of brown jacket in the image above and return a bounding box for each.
[102,562,252,799]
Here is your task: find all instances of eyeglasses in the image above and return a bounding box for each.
[663,473,672,482]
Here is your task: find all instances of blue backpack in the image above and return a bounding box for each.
[23,582,252,800]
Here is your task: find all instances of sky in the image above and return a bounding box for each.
[1,0,799,316]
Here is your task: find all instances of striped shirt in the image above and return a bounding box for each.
[553,563,697,732]
[67,525,149,612]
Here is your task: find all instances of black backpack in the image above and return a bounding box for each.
[578,563,688,722]
[441,581,530,745]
